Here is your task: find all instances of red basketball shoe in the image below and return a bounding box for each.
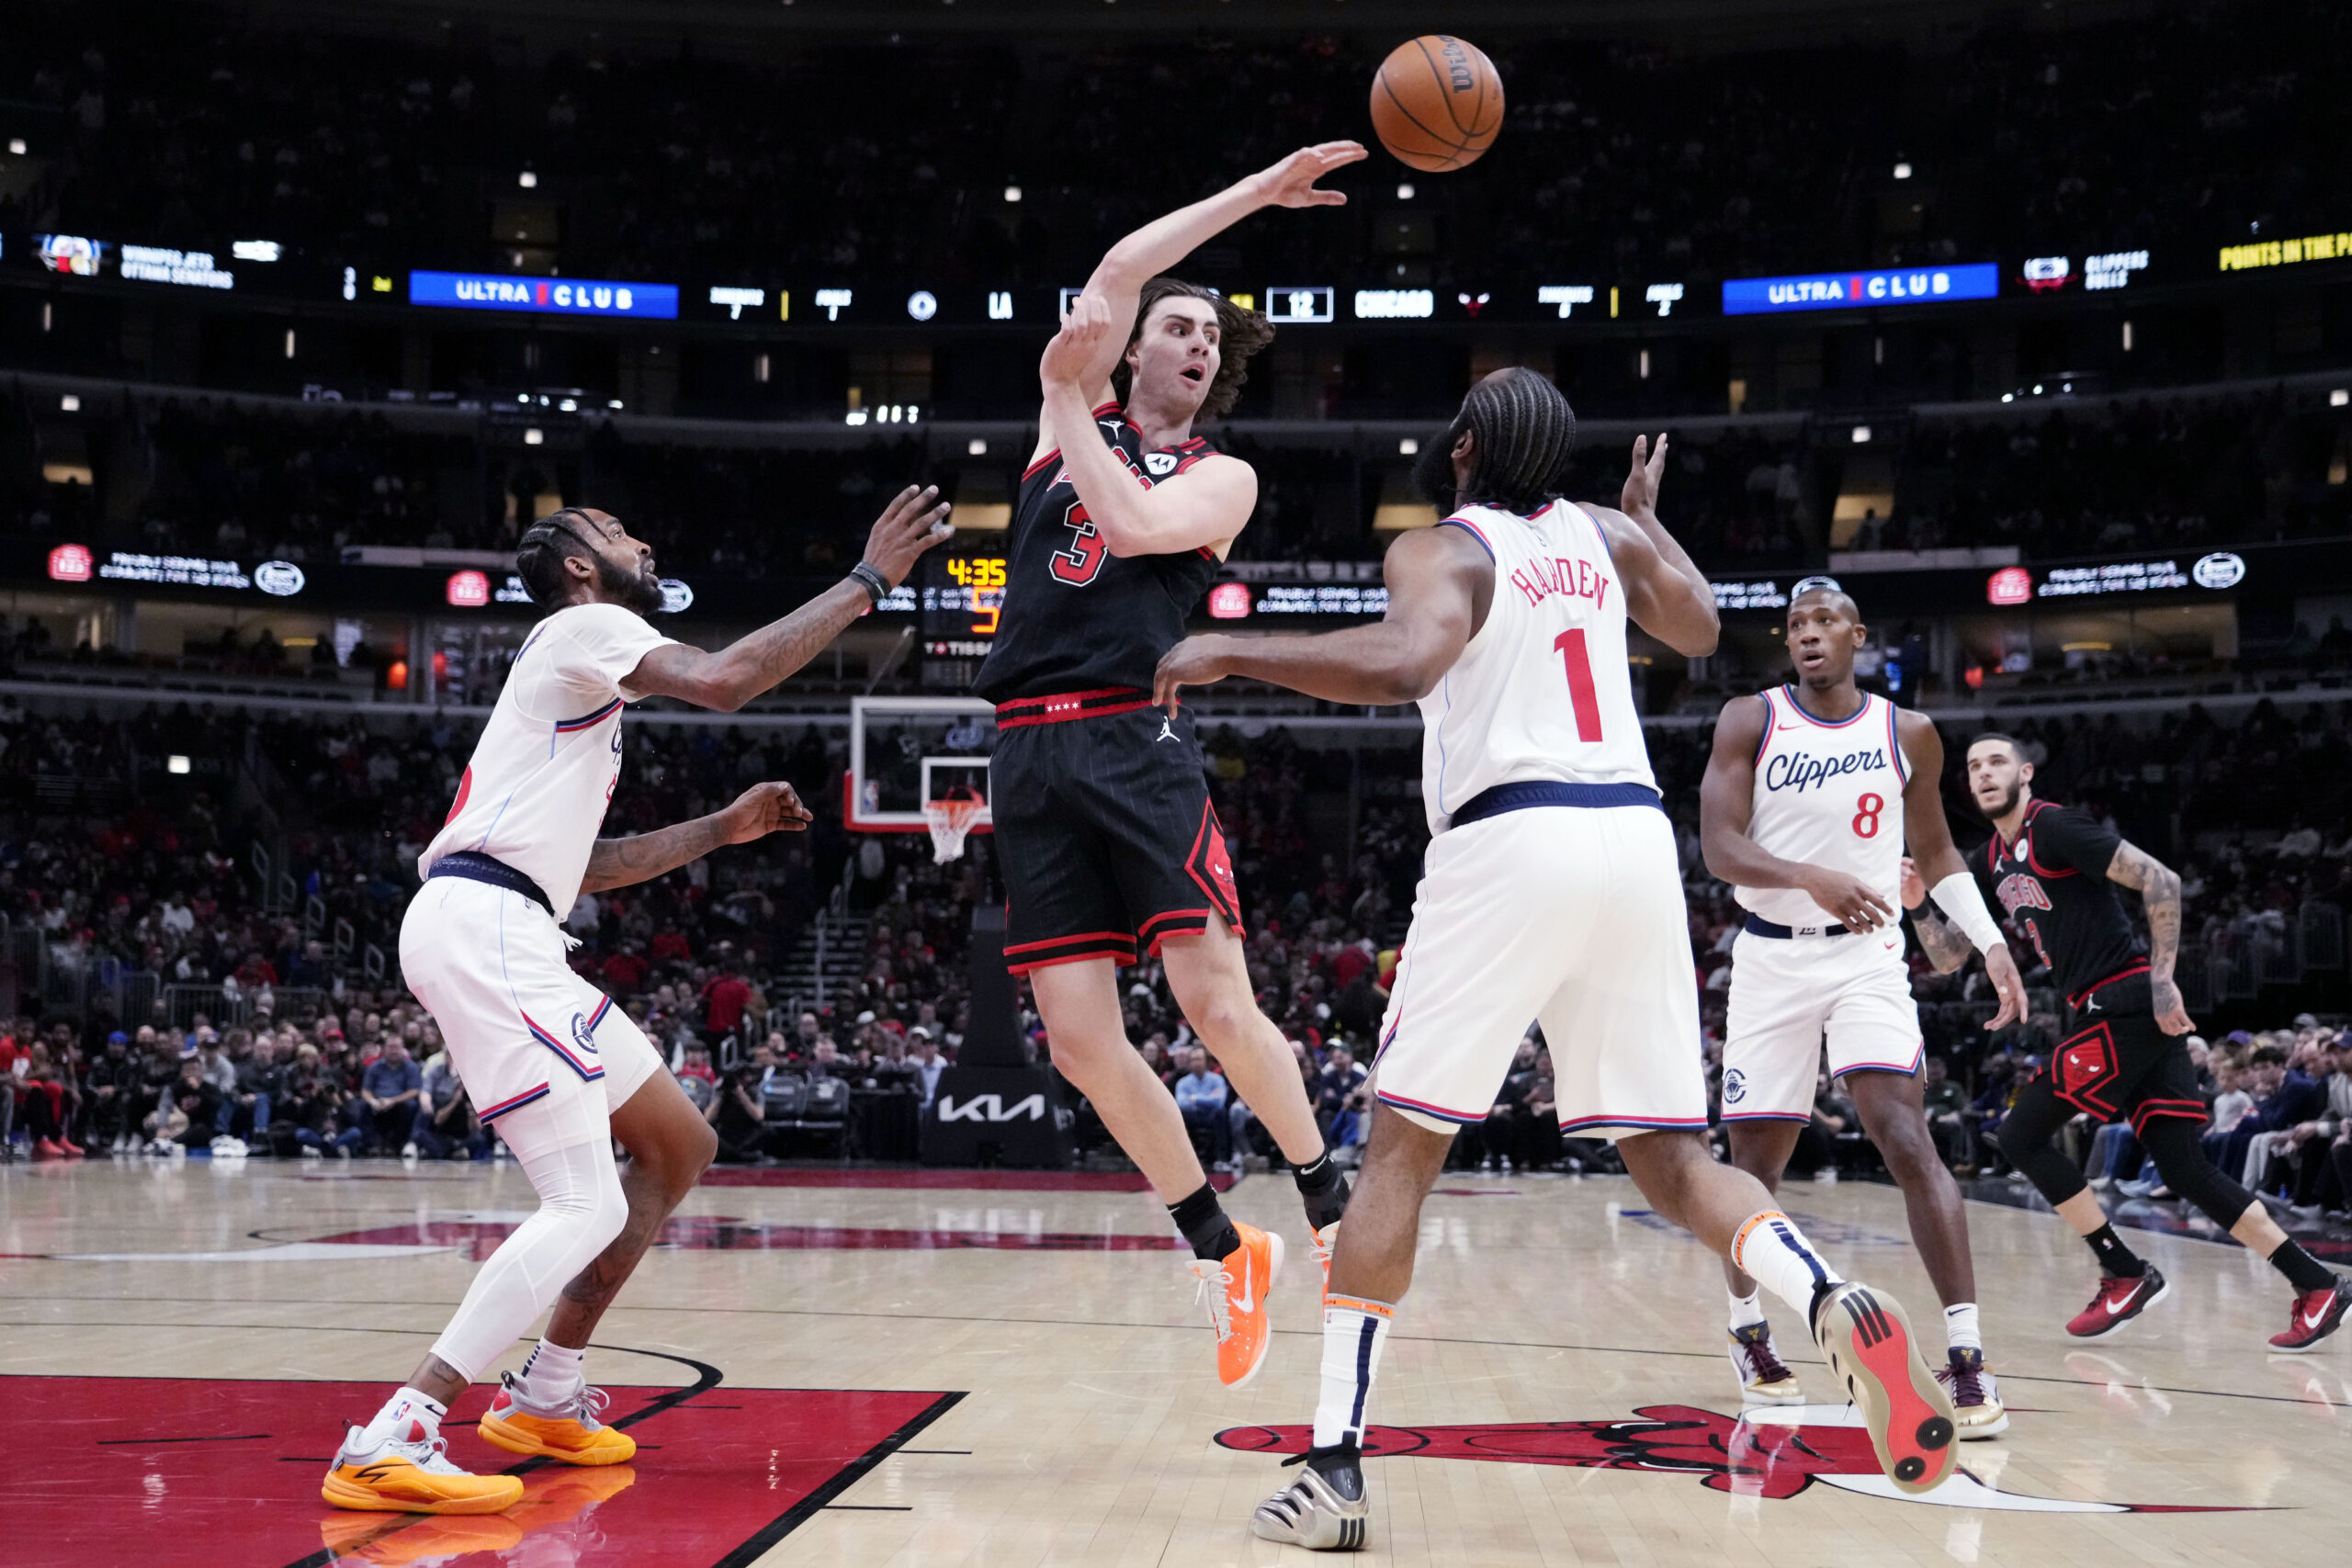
[2064,1268,2168,1339]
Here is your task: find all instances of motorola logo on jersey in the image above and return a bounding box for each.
[1145,450,1179,476]
[1761,747,1891,795]
[1994,872,2053,915]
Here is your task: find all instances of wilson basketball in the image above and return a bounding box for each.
[1370,35,1505,173]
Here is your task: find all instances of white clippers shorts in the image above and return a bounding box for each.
[1720,924,1923,1124]
[1372,800,1709,1142]
[399,875,664,1154]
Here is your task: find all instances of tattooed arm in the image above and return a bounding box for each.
[1900,858,1979,974]
[2107,840,2195,1035]
[580,782,810,893]
[624,486,951,712]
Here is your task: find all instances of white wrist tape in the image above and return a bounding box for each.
[1928,872,2007,954]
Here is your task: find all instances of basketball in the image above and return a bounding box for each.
[1370,35,1505,172]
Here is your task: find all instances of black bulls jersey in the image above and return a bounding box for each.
[973,400,1226,704]
[1970,798,2147,1003]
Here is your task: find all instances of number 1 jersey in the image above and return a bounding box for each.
[973,400,1224,704]
[1419,502,1657,835]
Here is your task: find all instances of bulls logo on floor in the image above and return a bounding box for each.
[1216,1405,2247,1513]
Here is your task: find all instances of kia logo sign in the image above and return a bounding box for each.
[1206,582,1252,620]
[48,543,95,582]
[254,560,306,597]
[1985,567,2033,607]
[2191,551,2246,590]
[658,577,695,614]
[447,570,492,608]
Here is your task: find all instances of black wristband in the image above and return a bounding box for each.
[848,562,890,604]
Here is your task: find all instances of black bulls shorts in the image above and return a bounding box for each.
[2041,969,2207,1134]
[989,690,1243,975]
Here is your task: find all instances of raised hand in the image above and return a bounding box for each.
[861,485,955,586]
[718,781,813,845]
[1621,433,1669,519]
[1253,142,1368,209]
[1041,290,1114,391]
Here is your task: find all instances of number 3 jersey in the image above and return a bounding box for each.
[1735,685,1909,929]
[973,400,1223,704]
[1419,502,1656,835]
[1967,798,2144,999]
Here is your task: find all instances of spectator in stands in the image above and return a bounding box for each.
[674,1044,718,1112]
[1173,1046,1232,1170]
[701,961,753,1049]
[910,1029,947,1111]
[1918,1055,1973,1172]
[411,1051,488,1161]
[229,1035,282,1142]
[79,1030,142,1153]
[707,1042,771,1162]
[354,1033,423,1154]
[153,1055,221,1153]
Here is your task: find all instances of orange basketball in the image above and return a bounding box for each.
[1370,35,1505,173]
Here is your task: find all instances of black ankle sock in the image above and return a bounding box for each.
[2268,1237,2336,1294]
[2086,1224,2147,1278]
[1168,1182,1241,1262]
[1294,1153,1350,1232]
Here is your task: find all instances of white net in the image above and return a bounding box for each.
[923,795,984,863]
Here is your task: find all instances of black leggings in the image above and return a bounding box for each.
[1996,1072,2252,1230]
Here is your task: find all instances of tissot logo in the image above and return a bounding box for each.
[936,1093,1046,1123]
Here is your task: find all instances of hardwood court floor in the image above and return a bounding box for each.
[4,1157,2347,1567]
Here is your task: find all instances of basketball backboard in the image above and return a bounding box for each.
[846,695,997,834]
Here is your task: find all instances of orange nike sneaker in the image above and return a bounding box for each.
[1188,1222,1283,1387]
[478,1375,637,1465]
[322,1427,524,1515]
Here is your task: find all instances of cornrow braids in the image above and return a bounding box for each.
[514,508,600,610]
[1455,368,1577,516]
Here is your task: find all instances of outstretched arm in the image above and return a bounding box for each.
[1897,714,2027,1025]
[1153,522,1488,708]
[626,486,951,711]
[1590,435,1718,657]
[581,782,811,894]
[1699,695,1895,930]
[1043,296,1261,558]
[1038,142,1365,447]
[2108,840,2195,1034]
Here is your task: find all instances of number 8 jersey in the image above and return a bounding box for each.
[1420,502,1657,835]
[973,400,1223,704]
[1735,684,1908,929]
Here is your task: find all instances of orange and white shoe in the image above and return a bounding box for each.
[1809,1280,1957,1495]
[322,1427,524,1515]
[1188,1222,1283,1387]
[478,1375,637,1465]
[1310,1220,1340,1303]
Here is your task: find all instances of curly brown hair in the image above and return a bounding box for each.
[1109,276,1275,422]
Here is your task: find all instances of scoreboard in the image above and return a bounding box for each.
[919,549,1007,688]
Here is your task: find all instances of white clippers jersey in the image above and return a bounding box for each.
[1736,685,1909,928]
[420,602,677,916]
[1419,500,1657,834]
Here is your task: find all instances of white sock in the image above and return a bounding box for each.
[1311,1295,1395,1450]
[1727,1288,1767,1333]
[358,1387,447,1450]
[1730,1212,1844,1323]
[1943,1303,1981,1356]
[515,1337,586,1403]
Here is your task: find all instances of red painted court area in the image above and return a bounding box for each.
[7,1374,956,1568]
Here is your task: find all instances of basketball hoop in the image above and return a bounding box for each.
[923,793,984,863]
